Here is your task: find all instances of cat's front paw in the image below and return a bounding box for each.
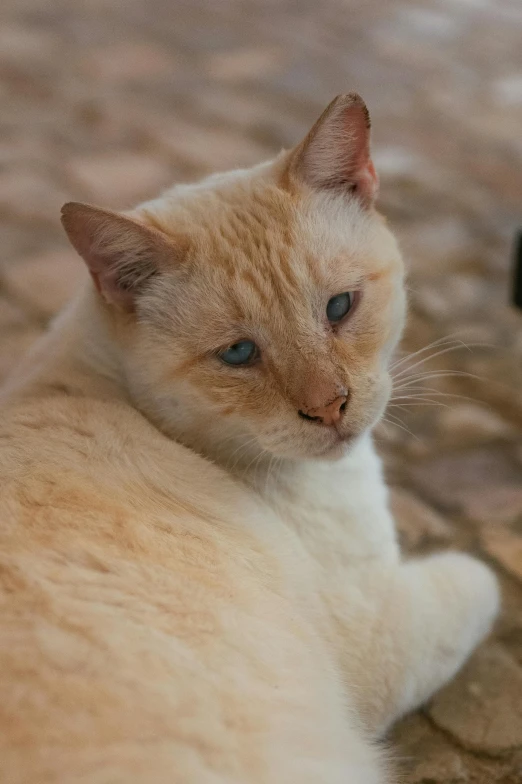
[426,551,500,655]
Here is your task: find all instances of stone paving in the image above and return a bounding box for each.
[1,0,521,780]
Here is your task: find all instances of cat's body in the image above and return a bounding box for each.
[0,95,499,783]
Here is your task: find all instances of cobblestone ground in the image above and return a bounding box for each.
[1,0,522,780]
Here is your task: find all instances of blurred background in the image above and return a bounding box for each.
[1,0,521,780]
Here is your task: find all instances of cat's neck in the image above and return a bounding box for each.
[1,285,126,404]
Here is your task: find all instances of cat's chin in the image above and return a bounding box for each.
[312,436,355,461]
[268,433,357,462]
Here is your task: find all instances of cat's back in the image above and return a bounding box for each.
[0,388,245,540]
[0,391,376,783]
[0,388,286,609]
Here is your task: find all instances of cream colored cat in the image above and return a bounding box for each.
[0,94,499,783]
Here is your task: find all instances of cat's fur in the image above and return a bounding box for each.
[0,95,499,783]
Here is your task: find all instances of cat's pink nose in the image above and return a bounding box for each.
[298,395,348,426]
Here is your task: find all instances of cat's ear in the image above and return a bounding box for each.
[61,202,184,311]
[285,93,379,206]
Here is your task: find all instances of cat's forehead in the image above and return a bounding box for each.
[135,167,403,353]
[141,174,390,287]
[144,178,293,249]
[196,185,297,268]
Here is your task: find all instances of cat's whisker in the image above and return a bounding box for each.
[389,401,450,409]
[390,341,480,379]
[391,398,449,407]
[391,388,476,403]
[223,436,251,460]
[231,444,261,473]
[391,394,451,402]
[264,455,285,491]
[218,431,256,450]
[391,344,477,382]
[214,432,242,449]
[393,383,451,395]
[389,333,472,373]
[241,444,270,480]
[225,436,261,472]
[392,391,462,400]
[265,453,280,495]
[381,414,420,441]
[275,456,286,486]
[389,334,482,373]
[382,410,416,432]
[393,369,483,387]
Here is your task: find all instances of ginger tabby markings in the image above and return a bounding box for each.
[0,94,499,783]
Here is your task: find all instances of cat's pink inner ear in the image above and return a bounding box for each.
[61,203,180,311]
[288,93,379,206]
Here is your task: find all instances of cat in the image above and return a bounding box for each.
[0,93,499,783]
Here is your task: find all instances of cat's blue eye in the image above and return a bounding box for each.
[219,340,258,366]
[326,292,354,324]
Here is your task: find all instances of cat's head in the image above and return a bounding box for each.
[62,94,406,462]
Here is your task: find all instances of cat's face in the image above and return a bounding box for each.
[62,94,406,462]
